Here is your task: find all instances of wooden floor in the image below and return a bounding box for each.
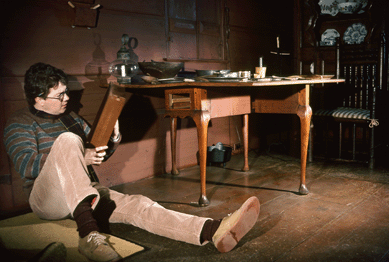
[109,150,389,262]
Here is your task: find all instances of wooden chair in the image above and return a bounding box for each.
[312,34,387,169]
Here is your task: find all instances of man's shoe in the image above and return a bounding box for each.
[78,231,121,262]
[212,196,260,253]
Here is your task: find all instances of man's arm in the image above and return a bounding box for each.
[104,120,121,161]
[3,122,48,179]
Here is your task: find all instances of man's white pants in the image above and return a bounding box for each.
[29,132,209,246]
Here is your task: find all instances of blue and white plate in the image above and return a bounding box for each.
[321,29,340,46]
[357,0,369,13]
[319,0,340,16]
[343,23,367,44]
[319,0,368,16]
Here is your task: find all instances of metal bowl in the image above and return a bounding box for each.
[138,61,184,79]
[196,70,217,76]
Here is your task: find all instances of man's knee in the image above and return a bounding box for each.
[55,132,83,146]
[49,132,84,156]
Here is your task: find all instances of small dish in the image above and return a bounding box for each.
[283,76,301,81]
[141,75,158,83]
[271,76,283,81]
[320,75,335,79]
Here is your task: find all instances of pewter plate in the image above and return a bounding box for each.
[204,77,245,82]
[158,77,185,83]
[253,77,272,82]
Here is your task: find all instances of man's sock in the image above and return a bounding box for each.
[200,219,222,243]
[73,198,100,238]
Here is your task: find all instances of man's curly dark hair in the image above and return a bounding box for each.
[24,62,68,106]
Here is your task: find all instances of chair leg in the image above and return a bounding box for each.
[325,121,329,156]
[339,122,343,159]
[369,126,375,169]
[352,123,356,161]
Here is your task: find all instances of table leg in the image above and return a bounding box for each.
[170,117,179,176]
[297,105,312,195]
[242,114,249,171]
[192,111,211,206]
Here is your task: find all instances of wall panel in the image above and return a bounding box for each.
[0,0,294,213]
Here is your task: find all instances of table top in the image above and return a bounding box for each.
[114,78,345,89]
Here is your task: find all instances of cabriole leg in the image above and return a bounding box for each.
[192,111,211,206]
[297,105,312,195]
[170,117,179,176]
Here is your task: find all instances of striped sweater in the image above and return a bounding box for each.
[4,107,98,183]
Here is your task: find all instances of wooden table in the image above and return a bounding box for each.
[118,78,344,206]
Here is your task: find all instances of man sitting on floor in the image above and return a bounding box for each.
[3,62,260,262]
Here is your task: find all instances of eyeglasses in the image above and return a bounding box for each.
[45,88,69,102]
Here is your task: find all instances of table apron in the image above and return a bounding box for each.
[251,84,309,114]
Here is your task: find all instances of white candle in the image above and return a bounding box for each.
[121,65,126,77]
[68,1,75,8]
[259,57,263,67]
[277,36,280,49]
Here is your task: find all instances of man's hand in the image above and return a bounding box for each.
[85,146,108,166]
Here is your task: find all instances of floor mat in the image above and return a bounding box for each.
[0,212,144,261]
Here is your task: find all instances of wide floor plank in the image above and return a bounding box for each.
[110,151,389,262]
